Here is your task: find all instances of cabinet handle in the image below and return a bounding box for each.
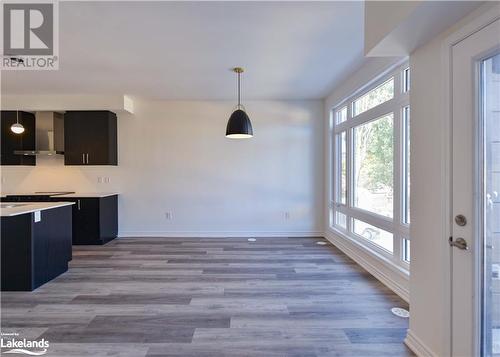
[86,153,89,164]
[77,199,81,210]
[82,153,85,164]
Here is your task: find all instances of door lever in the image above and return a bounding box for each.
[449,237,468,250]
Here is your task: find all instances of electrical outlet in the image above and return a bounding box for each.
[165,212,173,220]
[284,211,290,220]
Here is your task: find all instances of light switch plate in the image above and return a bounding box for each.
[34,211,41,223]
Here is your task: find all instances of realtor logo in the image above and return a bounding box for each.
[1,1,59,70]
[1,332,49,355]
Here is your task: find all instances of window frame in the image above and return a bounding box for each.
[402,67,410,93]
[402,105,411,226]
[334,131,347,205]
[330,62,410,269]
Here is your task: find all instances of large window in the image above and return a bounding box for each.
[331,63,410,268]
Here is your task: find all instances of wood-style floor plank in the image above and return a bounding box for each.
[1,237,413,356]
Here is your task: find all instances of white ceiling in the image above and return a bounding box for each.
[2,1,366,100]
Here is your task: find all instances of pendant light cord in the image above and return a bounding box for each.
[16,111,19,124]
[237,71,241,108]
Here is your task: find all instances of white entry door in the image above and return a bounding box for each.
[451,17,500,357]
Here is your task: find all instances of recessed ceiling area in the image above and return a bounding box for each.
[2,1,365,100]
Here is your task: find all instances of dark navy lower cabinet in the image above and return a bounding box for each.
[1,205,73,291]
[1,195,118,245]
[58,195,118,245]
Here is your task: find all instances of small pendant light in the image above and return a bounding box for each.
[10,111,25,134]
[226,67,253,139]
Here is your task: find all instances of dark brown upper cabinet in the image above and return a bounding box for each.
[64,111,117,166]
[1,111,36,166]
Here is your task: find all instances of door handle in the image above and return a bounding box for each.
[449,237,468,250]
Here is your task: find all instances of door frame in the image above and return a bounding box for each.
[442,5,500,356]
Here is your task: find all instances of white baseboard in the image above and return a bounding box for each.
[405,329,436,357]
[324,229,410,302]
[118,231,324,238]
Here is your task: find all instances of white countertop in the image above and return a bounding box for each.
[1,192,119,198]
[1,202,75,217]
[57,193,119,198]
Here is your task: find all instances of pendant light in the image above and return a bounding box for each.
[10,111,25,134]
[226,67,253,139]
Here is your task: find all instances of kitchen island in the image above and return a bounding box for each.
[1,202,74,291]
[2,192,119,245]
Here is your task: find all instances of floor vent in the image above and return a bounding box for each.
[391,307,409,318]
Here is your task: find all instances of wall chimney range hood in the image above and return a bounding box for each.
[15,112,65,156]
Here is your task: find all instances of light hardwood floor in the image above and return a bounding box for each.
[1,237,413,356]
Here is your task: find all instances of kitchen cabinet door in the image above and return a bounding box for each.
[72,198,100,244]
[64,111,117,166]
[64,112,86,165]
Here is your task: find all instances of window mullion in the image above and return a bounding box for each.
[346,104,353,232]
[392,100,403,264]
[329,123,337,208]
[332,133,338,205]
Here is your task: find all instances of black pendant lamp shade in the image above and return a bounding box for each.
[226,109,253,138]
[226,67,253,139]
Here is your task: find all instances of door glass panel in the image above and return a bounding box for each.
[482,52,500,357]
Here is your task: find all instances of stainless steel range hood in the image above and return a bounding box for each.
[15,112,64,156]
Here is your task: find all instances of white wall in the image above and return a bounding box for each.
[1,99,324,237]
[364,0,420,55]
[407,28,451,357]
[364,1,480,57]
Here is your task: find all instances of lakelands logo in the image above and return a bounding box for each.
[1,332,49,355]
[1,0,59,70]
